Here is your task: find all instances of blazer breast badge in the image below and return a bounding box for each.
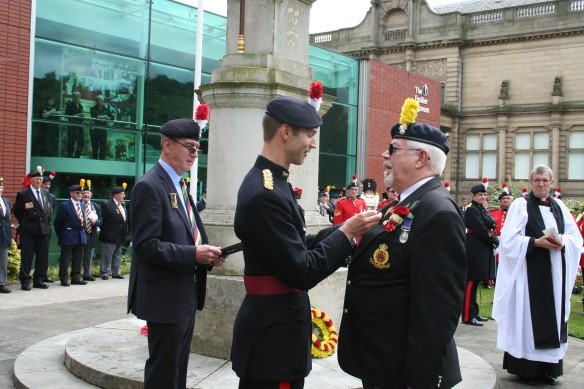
[369,243,390,269]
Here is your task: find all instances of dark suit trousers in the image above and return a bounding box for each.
[19,234,49,285]
[82,237,96,276]
[145,311,196,389]
[59,244,85,281]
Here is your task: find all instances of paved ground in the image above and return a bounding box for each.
[1,278,583,388]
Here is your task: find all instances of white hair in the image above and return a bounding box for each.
[406,140,447,175]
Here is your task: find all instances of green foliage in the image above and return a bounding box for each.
[477,284,584,340]
[7,239,21,278]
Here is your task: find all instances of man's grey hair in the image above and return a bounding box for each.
[530,164,554,180]
[406,140,447,175]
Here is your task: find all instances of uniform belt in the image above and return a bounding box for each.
[243,275,300,296]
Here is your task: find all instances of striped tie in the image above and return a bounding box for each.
[85,202,92,234]
[76,202,84,227]
[180,179,201,245]
[117,203,126,222]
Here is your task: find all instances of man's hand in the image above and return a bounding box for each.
[195,244,224,266]
[339,210,381,241]
[534,236,564,250]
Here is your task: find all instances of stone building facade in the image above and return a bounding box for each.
[311,0,584,199]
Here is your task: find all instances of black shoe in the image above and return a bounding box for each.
[42,277,55,283]
[112,274,125,279]
[462,318,483,326]
[61,280,71,287]
[539,374,557,385]
[0,285,11,293]
[33,283,49,289]
[83,276,96,281]
[102,276,109,280]
[71,279,87,285]
[475,315,489,322]
[21,284,31,291]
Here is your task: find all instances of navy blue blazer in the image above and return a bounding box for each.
[128,162,210,323]
[54,200,87,246]
[0,196,12,248]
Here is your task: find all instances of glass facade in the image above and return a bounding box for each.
[31,0,359,201]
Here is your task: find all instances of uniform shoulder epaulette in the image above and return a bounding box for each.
[262,169,273,190]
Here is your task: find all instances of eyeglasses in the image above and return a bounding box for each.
[388,189,396,194]
[530,179,552,184]
[388,143,422,156]
[170,138,201,154]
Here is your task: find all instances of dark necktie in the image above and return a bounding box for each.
[37,190,43,209]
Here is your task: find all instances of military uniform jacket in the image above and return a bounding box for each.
[99,199,128,245]
[128,163,210,323]
[332,196,366,225]
[465,200,498,280]
[490,208,508,236]
[338,177,467,389]
[231,155,354,382]
[12,186,51,236]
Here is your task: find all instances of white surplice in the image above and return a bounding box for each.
[492,197,582,363]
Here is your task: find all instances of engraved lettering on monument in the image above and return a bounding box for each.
[287,7,300,47]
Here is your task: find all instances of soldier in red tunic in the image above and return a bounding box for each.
[490,184,514,236]
[333,182,366,225]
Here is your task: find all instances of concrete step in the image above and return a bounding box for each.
[13,318,496,388]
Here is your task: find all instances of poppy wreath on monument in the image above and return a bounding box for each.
[311,307,338,358]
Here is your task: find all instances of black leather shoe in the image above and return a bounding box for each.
[0,285,11,293]
[539,374,557,385]
[71,279,87,285]
[33,283,49,289]
[463,318,483,326]
[42,277,55,283]
[83,276,96,281]
[102,276,109,280]
[475,315,489,322]
[61,280,71,287]
[112,274,125,279]
[21,284,31,291]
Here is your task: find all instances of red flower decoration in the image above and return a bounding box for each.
[385,221,397,232]
[393,206,410,217]
[195,104,210,120]
[352,174,357,180]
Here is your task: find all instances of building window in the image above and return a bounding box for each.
[465,132,497,179]
[514,131,549,179]
[568,131,584,179]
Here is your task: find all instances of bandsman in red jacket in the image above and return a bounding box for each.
[333,181,366,225]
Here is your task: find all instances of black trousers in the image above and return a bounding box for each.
[238,378,305,389]
[19,234,49,285]
[67,125,85,158]
[59,244,85,281]
[462,279,479,322]
[145,312,196,389]
[90,128,108,160]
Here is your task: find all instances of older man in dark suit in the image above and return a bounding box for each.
[338,99,467,389]
[128,118,223,389]
[0,177,14,293]
[54,185,88,286]
[99,185,128,280]
[12,170,52,290]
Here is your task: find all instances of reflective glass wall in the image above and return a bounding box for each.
[31,0,358,201]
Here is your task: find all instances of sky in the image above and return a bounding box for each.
[178,0,463,33]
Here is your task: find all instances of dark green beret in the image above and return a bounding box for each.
[391,122,450,155]
[160,119,201,140]
[266,96,323,129]
[111,186,124,194]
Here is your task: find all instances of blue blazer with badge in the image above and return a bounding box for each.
[127,162,210,323]
[1,196,12,248]
[54,200,87,246]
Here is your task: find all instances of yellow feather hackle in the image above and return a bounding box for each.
[399,98,420,125]
[80,178,85,187]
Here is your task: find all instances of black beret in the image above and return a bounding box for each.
[82,186,91,192]
[471,184,487,194]
[498,191,512,200]
[69,185,82,192]
[318,191,327,197]
[29,170,42,178]
[111,186,124,194]
[347,182,358,189]
[42,176,52,183]
[160,119,201,140]
[362,178,377,192]
[266,96,323,129]
[391,122,450,155]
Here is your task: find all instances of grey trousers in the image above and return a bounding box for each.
[100,241,123,277]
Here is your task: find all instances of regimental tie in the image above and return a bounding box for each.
[76,202,84,227]
[85,202,92,234]
[117,202,126,222]
[180,178,201,245]
[36,190,43,209]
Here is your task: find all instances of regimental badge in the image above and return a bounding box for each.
[169,193,178,209]
[369,243,390,269]
[263,169,273,190]
[25,202,33,209]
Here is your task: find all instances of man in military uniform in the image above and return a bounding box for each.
[338,100,467,389]
[12,170,52,290]
[490,185,513,237]
[462,183,499,326]
[231,95,380,389]
[360,178,378,210]
[333,182,366,225]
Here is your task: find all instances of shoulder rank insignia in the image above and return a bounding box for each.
[369,243,390,269]
[262,169,274,190]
